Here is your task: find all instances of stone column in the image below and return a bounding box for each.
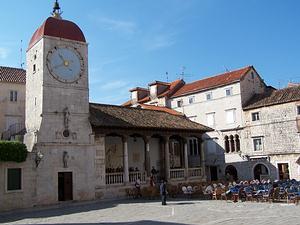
[200,138,206,177]
[144,136,151,177]
[184,138,189,180]
[229,137,233,153]
[164,136,170,180]
[122,136,129,183]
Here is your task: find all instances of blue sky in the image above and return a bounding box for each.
[1,0,300,104]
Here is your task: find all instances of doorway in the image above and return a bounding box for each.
[58,172,73,201]
[210,166,218,181]
[253,164,269,180]
[278,163,290,180]
[225,165,238,181]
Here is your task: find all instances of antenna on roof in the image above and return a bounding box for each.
[224,65,230,72]
[20,40,24,69]
[180,66,186,80]
[166,72,169,82]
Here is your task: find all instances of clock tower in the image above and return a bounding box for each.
[24,1,95,204]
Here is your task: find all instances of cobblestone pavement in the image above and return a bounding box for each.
[1,199,300,225]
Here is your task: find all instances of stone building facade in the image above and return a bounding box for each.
[242,86,300,181]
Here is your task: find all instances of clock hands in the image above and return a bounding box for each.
[58,53,65,62]
[53,63,64,69]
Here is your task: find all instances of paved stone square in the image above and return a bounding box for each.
[1,199,300,225]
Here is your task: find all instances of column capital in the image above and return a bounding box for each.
[162,135,170,142]
[122,135,129,142]
[143,135,152,143]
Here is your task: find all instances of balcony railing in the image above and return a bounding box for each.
[129,171,146,183]
[105,171,146,185]
[105,172,124,185]
[170,168,185,179]
[188,167,202,177]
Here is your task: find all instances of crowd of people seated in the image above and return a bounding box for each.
[203,179,300,204]
[126,178,300,205]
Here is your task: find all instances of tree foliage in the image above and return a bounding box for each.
[0,141,28,162]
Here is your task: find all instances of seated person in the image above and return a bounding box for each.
[204,184,214,199]
[135,178,142,198]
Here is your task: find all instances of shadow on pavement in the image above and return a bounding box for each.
[25,222,188,225]
[0,198,195,224]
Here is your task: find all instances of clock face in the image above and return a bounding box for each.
[46,46,84,83]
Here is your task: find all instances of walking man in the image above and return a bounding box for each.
[160,179,168,205]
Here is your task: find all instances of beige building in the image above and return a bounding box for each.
[0,3,210,212]
[0,67,26,140]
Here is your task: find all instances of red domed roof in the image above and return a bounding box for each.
[28,17,86,49]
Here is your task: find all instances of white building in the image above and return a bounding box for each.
[125,66,267,181]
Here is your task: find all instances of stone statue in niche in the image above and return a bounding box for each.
[72,132,77,140]
[63,151,69,168]
[63,107,70,130]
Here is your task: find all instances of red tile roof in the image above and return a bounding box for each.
[122,96,151,107]
[139,104,184,116]
[122,79,184,106]
[158,79,185,97]
[28,17,86,50]
[0,66,26,84]
[171,66,252,98]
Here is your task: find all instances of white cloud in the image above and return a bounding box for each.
[98,80,130,91]
[144,33,176,51]
[90,81,132,105]
[0,47,10,59]
[89,15,137,34]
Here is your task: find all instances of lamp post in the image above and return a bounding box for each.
[35,151,44,168]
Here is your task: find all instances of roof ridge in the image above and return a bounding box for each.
[0,66,25,71]
[90,102,185,116]
[186,65,252,85]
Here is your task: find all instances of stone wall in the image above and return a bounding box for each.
[243,101,300,180]
[0,153,36,211]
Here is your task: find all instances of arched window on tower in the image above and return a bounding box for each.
[230,135,235,152]
[224,136,229,153]
[235,134,240,152]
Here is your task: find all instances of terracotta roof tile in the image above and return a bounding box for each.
[157,79,185,97]
[243,85,300,110]
[122,79,184,106]
[0,66,26,84]
[171,66,252,98]
[139,104,184,116]
[90,103,212,132]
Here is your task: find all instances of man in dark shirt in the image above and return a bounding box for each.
[160,180,167,205]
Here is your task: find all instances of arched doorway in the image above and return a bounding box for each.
[253,163,269,180]
[225,165,238,181]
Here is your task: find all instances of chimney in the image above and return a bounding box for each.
[148,81,170,100]
[130,87,149,105]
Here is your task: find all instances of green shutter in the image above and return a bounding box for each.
[7,168,22,191]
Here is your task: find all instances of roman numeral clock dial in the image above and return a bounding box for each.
[46,46,84,83]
